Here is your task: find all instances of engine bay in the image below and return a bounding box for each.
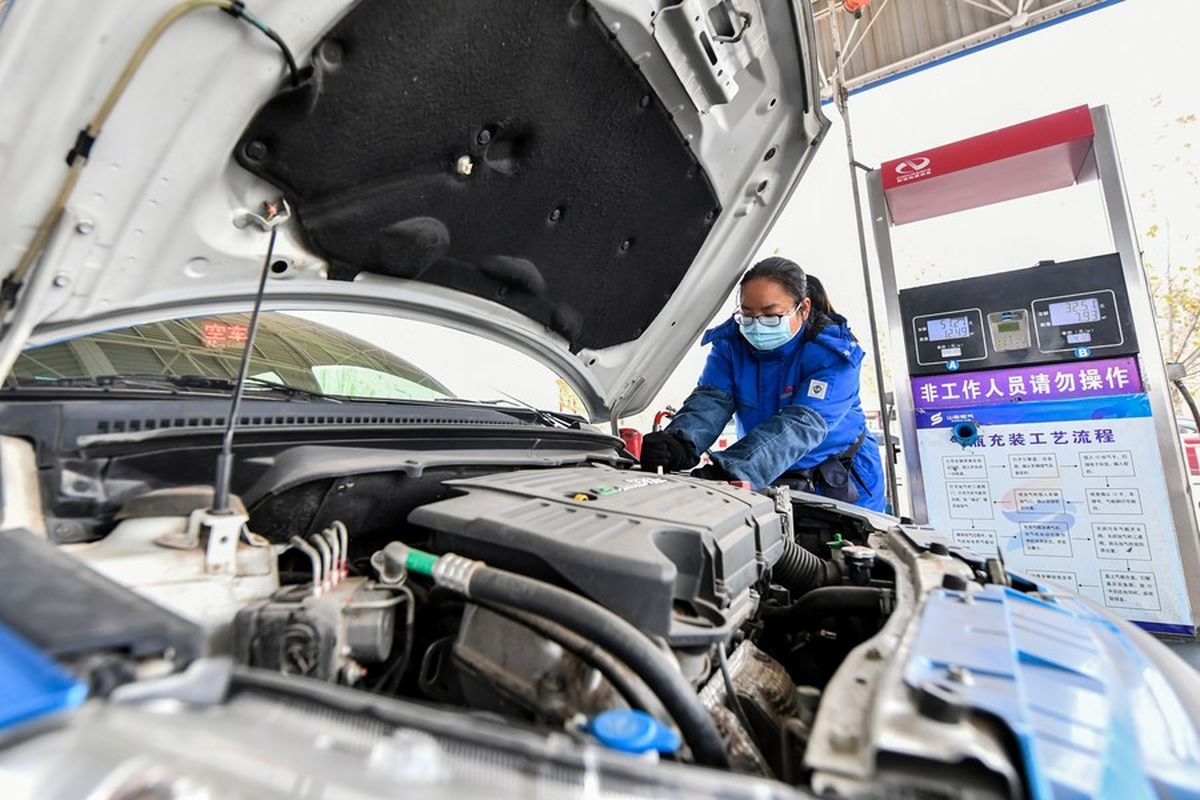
[1,422,902,782]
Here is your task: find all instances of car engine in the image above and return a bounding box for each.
[4,446,896,779]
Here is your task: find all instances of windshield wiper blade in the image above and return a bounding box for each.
[493,390,577,429]
[7,374,224,391]
[7,373,344,403]
[242,377,345,403]
[435,393,573,429]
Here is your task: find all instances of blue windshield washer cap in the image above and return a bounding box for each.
[588,710,681,755]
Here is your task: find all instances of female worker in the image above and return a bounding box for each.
[640,257,887,511]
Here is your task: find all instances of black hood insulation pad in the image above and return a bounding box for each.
[235,0,721,351]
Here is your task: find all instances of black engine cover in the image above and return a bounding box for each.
[409,467,784,646]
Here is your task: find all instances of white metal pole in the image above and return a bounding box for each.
[828,0,899,513]
[1091,106,1200,633]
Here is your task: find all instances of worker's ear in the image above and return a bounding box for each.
[794,297,812,332]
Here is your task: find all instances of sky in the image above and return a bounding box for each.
[307,0,1197,429]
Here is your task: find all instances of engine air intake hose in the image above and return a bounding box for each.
[773,536,841,596]
[760,585,890,622]
[386,544,730,768]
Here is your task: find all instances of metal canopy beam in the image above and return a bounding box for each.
[812,0,1122,100]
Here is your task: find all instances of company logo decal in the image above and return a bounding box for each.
[893,155,932,183]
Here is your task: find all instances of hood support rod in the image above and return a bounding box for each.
[212,200,288,513]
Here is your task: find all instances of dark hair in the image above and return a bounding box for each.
[740,257,807,304]
[806,274,835,315]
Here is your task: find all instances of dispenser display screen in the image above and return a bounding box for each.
[913,308,987,366]
[1033,290,1123,354]
[1049,297,1102,325]
[927,316,971,342]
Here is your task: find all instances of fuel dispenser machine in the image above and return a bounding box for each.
[868,106,1200,635]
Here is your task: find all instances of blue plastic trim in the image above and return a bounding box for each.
[0,622,87,732]
[906,586,1200,799]
[820,0,1126,105]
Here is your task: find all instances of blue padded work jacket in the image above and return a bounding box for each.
[665,316,886,511]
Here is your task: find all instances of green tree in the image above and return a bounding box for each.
[1141,97,1200,406]
[1146,225,1200,379]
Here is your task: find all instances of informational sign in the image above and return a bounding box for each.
[914,357,1195,634]
[201,322,249,348]
[910,356,1138,406]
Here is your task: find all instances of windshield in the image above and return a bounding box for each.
[10,312,454,401]
[296,311,585,414]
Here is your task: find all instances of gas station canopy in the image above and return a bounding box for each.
[811,0,1121,99]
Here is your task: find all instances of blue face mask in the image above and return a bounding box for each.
[740,315,802,351]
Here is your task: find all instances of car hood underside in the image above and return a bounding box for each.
[0,0,828,419]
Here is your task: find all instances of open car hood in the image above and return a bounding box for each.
[0,0,828,420]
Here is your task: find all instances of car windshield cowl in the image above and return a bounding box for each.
[4,372,588,432]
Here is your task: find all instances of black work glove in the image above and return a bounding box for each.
[640,431,695,472]
[690,461,737,482]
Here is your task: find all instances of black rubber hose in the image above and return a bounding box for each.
[475,600,663,718]
[467,567,730,768]
[760,586,888,622]
[1174,378,1200,432]
[773,536,841,595]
